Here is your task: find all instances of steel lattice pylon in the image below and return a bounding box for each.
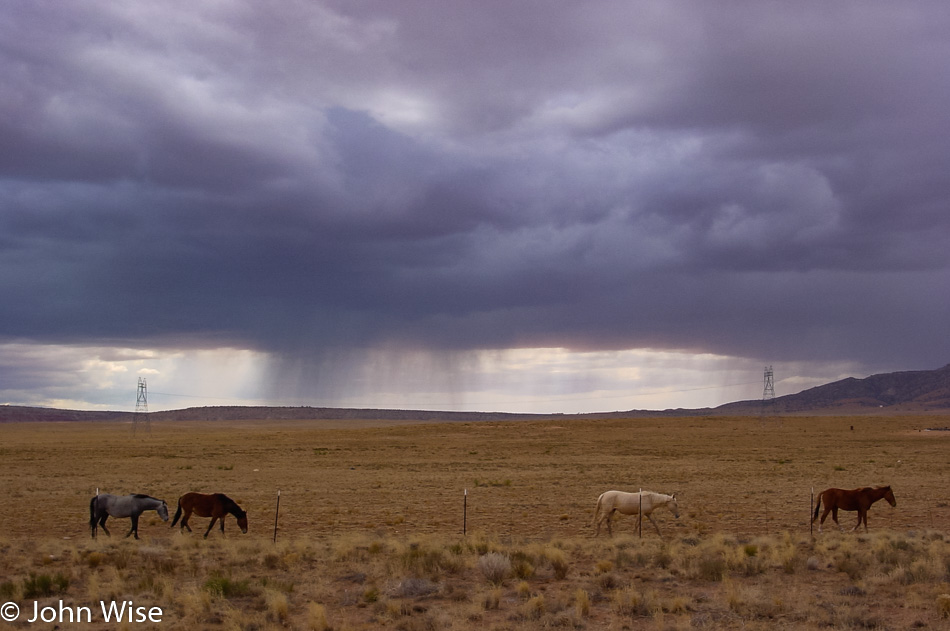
[133,377,151,436]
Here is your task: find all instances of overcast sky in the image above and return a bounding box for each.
[2,1,949,413]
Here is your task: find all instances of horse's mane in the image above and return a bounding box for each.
[133,493,156,499]
[214,493,245,514]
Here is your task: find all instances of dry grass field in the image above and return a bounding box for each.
[0,413,948,629]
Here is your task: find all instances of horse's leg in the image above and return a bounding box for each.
[647,514,662,537]
[606,509,615,536]
[831,507,841,531]
[594,509,609,537]
[220,516,226,534]
[204,516,218,538]
[99,516,111,537]
[181,509,192,533]
[126,514,139,539]
[818,506,831,532]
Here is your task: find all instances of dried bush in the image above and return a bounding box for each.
[612,586,656,617]
[477,552,511,585]
[391,577,439,598]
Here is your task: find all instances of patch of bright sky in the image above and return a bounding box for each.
[289,347,773,414]
[1,343,838,414]
[367,90,440,132]
[0,343,267,412]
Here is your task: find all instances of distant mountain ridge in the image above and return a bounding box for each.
[714,363,950,414]
[2,364,948,423]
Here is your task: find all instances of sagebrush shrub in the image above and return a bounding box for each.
[477,552,511,584]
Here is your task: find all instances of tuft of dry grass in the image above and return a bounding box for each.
[612,585,657,617]
[937,594,950,619]
[515,580,531,599]
[574,588,591,617]
[264,588,289,623]
[544,545,571,580]
[522,593,545,619]
[479,586,502,610]
[306,602,331,631]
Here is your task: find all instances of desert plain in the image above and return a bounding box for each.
[0,413,948,629]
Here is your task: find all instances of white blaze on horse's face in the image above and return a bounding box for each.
[159,501,170,522]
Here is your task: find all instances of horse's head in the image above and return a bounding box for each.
[236,510,248,534]
[668,493,680,519]
[158,500,170,522]
[883,486,896,507]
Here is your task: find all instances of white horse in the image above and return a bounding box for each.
[591,490,679,537]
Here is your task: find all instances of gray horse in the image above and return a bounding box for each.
[89,493,169,539]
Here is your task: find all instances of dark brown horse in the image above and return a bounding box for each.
[812,486,896,532]
[171,492,248,538]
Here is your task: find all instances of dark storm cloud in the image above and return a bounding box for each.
[2,1,949,380]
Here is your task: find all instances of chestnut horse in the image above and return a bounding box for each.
[812,485,896,532]
[171,492,248,538]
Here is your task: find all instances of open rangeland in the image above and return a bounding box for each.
[0,414,948,629]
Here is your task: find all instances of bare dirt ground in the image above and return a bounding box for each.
[0,414,948,629]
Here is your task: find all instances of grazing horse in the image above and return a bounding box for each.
[812,486,896,532]
[89,493,169,539]
[171,492,248,538]
[592,490,679,537]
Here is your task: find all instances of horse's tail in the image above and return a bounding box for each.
[89,495,98,536]
[591,493,604,528]
[171,497,183,527]
[812,491,822,522]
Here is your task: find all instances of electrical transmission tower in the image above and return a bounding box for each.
[763,366,775,402]
[133,377,151,436]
